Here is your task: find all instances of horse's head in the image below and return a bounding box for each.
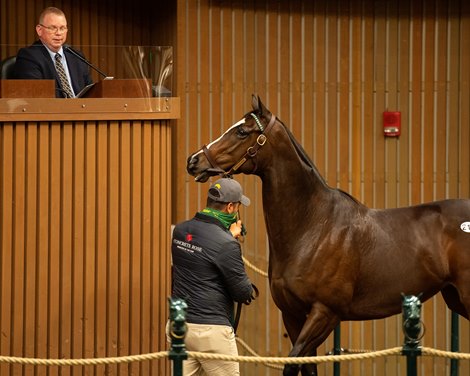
[187,94,276,182]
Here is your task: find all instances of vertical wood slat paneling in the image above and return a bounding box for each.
[108,121,119,376]
[24,123,38,376]
[1,123,13,376]
[141,121,152,376]
[62,122,73,372]
[37,123,49,376]
[0,119,171,376]
[84,121,97,376]
[118,121,131,376]
[176,1,470,375]
[153,120,172,376]
[12,123,25,376]
[410,1,424,206]
[50,123,61,376]
[72,122,85,376]
[461,2,470,202]
[130,121,142,376]
[95,120,107,376]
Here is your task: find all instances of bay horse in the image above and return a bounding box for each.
[186,95,470,376]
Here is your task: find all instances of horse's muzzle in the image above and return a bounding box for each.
[187,153,213,182]
[186,153,201,175]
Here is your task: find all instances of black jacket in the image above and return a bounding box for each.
[14,41,93,98]
[171,212,253,327]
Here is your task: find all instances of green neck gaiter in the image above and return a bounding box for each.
[200,207,237,230]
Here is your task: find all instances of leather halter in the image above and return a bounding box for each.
[202,113,277,177]
[202,145,226,175]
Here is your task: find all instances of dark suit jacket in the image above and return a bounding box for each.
[14,41,93,98]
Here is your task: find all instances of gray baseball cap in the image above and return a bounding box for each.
[208,178,250,206]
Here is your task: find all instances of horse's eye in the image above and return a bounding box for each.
[236,126,249,138]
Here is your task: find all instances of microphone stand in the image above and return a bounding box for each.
[63,45,112,79]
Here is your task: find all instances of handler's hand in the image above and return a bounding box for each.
[244,283,259,305]
[230,220,243,239]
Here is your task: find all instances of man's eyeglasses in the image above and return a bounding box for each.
[39,24,68,34]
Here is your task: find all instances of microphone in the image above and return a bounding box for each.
[63,45,113,79]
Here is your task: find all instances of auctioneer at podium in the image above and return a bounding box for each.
[13,7,94,98]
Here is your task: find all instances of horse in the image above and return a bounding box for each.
[186,94,470,376]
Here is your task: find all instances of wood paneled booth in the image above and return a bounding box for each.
[1,1,178,375]
[1,87,178,376]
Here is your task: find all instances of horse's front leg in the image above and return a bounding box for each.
[282,303,340,376]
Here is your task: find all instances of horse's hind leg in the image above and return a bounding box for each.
[283,303,340,376]
[282,315,316,376]
[443,237,470,319]
[282,314,304,376]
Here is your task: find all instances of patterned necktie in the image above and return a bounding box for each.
[54,53,74,98]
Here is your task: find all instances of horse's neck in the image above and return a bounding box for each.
[258,124,337,258]
[260,174,330,273]
[259,128,332,217]
[261,167,330,206]
[260,158,333,241]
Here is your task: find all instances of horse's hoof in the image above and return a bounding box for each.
[302,370,317,376]
[301,364,317,376]
[283,364,300,376]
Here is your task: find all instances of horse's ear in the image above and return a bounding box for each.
[252,94,260,111]
[251,94,270,116]
[417,292,423,300]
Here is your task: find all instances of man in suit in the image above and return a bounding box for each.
[14,7,92,98]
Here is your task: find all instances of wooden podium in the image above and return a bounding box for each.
[84,78,152,98]
[0,78,152,98]
[0,79,55,98]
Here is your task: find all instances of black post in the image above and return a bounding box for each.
[404,348,419,376]
[168,297,188,376]
[450,311,459,376]
[333,325,341,376]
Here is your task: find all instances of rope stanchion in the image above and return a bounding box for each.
[168,297,188,376]
[2,294,469,373]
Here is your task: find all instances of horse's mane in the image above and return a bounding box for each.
[278,117,362,205]
[276,117,327,184]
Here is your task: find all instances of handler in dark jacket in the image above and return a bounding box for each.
[170,177,256,375]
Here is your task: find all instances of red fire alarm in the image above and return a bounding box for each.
[383,111,401,137]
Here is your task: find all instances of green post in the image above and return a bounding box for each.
[333,325,341,376]
[450,311,459,376]
[401,294,423,376]
[168,297,188,376]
